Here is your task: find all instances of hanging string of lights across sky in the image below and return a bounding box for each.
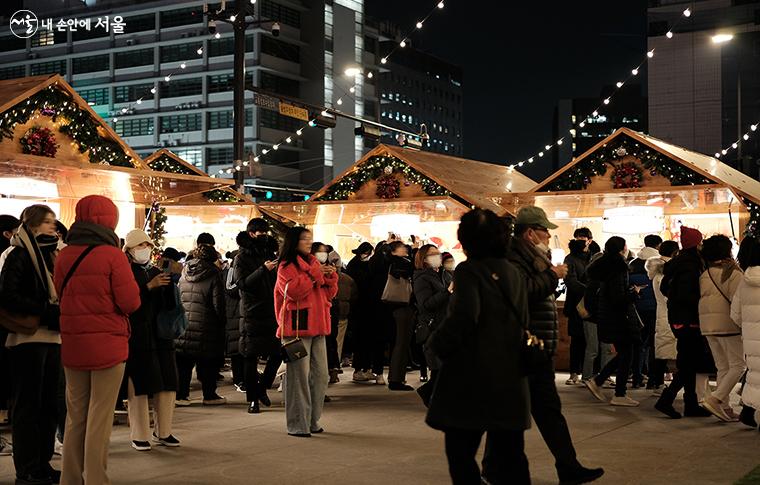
[507,5,696,171]
[716,122,759,160]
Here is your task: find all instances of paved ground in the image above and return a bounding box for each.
[1,370,759,484]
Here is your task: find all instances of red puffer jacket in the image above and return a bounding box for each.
[275,255,338,338]
[54,195,141,370]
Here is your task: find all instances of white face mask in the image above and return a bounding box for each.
[57,240,67,251]
[131,247,152,265]
[535,242,550,254]
[426,254,442,269]
[315,252,328,264]
[443,262,455,272]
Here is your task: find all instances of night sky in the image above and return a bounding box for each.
[366,0,648,180]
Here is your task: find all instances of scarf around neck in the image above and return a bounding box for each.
[11,225,58,304]
[67,221,120,248]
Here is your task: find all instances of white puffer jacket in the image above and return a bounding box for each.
[699,263,743,336]
[731,266,760,409]
[646,256,677,360]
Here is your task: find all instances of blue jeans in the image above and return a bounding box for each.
[582,321,613,381]
[283,336,328,435]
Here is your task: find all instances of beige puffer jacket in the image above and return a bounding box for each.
[698,262,742,336]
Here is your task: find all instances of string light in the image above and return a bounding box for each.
[666,31,673,39]
[380,0,447,67]
[631,68,639,76]
[683,7,691,17]
[400,40,407,48]
[416,21,423,29]
[647,49,655,58]
[285,136,292,143]
[438,1,444,8]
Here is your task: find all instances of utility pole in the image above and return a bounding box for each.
[205,1,277,191]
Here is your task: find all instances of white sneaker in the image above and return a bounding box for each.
[54,437,63,456]
[352,371,371,382]
[610,395,640,407]
[565,374,580,385]
[0,436,12,456]
[702,395,732,422]
[602,378,616,389]
[583,379,606,402]
[375,374,386,385]
[175,399,192,407]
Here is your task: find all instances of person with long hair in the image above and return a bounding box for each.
[274,227,338,437]
[384,240,416,390]
[426,209,531,484]
[55,195,141,485]
[584,236,644,407]
[122,230,179,451]
[0,205,62,484]
[413,244,452,386]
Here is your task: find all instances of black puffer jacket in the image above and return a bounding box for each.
[233,232,279,357]
[176,259,226,358]
[508,238,559,356]
[586,252,641,345]
[126,263,178,395]
[562,244,589,318]
[223,266,241,356]
[661,248,704,332]
[413,268,450,335]
[0,244,59,330]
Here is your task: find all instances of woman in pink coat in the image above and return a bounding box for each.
[274,227,338,437]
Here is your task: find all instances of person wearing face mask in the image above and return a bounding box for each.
[508,206,603,485]
[0,205,63,485]
[176,245,227,406]
[441,252,455,283]
[311,242,341,384]
[384,241,416,391]
[346,242,375,380]
[122,230,179,451]
[413,244,452,388]
[234,218,281,414]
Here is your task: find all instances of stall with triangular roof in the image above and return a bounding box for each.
[261,143,536,260]
[0,74,229,236]
[498,127,760,258]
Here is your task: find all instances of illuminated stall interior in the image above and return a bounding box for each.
[0,75,229,235]
[145,148,260,255]
[261,144,536,262]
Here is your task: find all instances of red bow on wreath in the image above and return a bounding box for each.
[20,126,59,158]
[611,162,643,189]
[376,174,401,199]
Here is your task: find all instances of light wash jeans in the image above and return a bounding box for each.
[283,336,329,435]
[582,321,614,381]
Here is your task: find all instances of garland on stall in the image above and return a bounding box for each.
[0,85,136,167]
[744,197,760,240]
[148,202,167,249]
[611,161,643,189]
[543,134,714,192]
[204,189,244,203]
[315,155,450,201]
[20,126,59,157]
[376,173,401,199]
[147,154,196,175]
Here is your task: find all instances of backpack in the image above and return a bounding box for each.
[156,284,188,340]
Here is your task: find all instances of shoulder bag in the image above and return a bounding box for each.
[279,283,308,363]
[381,269,412,304]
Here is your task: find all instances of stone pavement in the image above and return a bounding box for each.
[1,371,758,484]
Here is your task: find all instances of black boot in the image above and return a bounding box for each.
[740,405,757,428]
[654,386,682,419]
[248,401,261,414]
[683,394,711,418]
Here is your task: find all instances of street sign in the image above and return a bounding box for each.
[279,102,309,122]
[253,93,279,111]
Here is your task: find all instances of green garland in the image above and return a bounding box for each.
[0,85,136,167]
[204,189,244,203]
[147,154,196,175]
[315,155,450,201]
[149,203,167,249]
[544,134,714,192]
[743,197,760,240]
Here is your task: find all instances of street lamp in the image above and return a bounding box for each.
[711,33,734,44]
[204,2,276,190]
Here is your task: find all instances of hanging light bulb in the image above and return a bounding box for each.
[121,108,128,113]
[579,121,586,128]
[544,145,551,150]
[273,144,280,150]
[647,50,655,58]
[683,7,691,17]
[744,134,750,140]
[151,87,157,94]
[732,143,738,149]
[296,129,303,136]
[438,1,444,8]
[262,149,269,154]
[349,87,355,93]
[603,98,610,105]
[666,31,673,39]
[400,40,406,48]
[113,117,118,122]
[752,124,758,131]
[380,58,387,64]
[337,98,343,105]
[367,72,374,79]
[164,75,171,82]
[136,99,142,104]
[557,139,563,145]
[197,47,203,55]
[592,111,598,117]
[715,152,721,158]
[416,21,423,29]
[180,63,186,69]
[215,32,221,39]
[285,137,292,143]
[528,157,534,163]
[631,68,639,76]
[229,15,236,21]
[253,156,260,162]
[616,81,623,88]
[722,149,728,155]
[518,161,525,167]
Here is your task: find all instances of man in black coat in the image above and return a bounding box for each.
[508,207,603,485]
[233,218,281,414]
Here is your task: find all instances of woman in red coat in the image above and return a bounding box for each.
[274,227,338,437]
[54,195,140,485]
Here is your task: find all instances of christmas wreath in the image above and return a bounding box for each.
[20,126,59,157]
[611,162,643,189]
[376,173,401,199]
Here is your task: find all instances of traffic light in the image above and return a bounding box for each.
[266,191,273,200]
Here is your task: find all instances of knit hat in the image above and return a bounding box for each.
[247,218,269,234]
[441,252,454,263]
[162,247,182,262]
[680,226,703,250]
[352,241,374,255]
[197,232,216,246]
[123,229,154,251]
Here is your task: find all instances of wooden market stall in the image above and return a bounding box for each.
[0,75,229,236]
[497,127,760,369]
[261,143,536,262]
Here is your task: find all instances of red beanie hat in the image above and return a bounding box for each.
[680,226,703,250]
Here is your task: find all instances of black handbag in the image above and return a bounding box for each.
[415,315,435,344]
[279,283,308,363]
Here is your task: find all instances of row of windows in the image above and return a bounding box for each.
[115,118,154,137]
[261,36,299,63]
[386,74,462,102]
[160,113,202,133]
[260,71,299,97]
[160,78,202,98]
[115,83,154,103]
[259,108,301,133]
[260,0,301,28]
[79,88,109,105]
[73,54,109,74]
[31,60,66,76]
[382,92,461,120]
[115,48,153,69]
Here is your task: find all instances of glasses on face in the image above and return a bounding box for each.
[532,226,549,234]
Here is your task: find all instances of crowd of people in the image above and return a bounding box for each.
[2,193,758,484]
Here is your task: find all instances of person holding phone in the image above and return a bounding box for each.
[122,230,179,451]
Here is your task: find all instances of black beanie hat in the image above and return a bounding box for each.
[197,232,216,246]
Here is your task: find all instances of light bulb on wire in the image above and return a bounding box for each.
[438,1,444,8]
[631,68,639,76]
[416,21,423,29]
[647,50,655,58]
[400,40,406,48]
[666,31,673,39]
[380,58,387,64]
[683,7,691,17]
